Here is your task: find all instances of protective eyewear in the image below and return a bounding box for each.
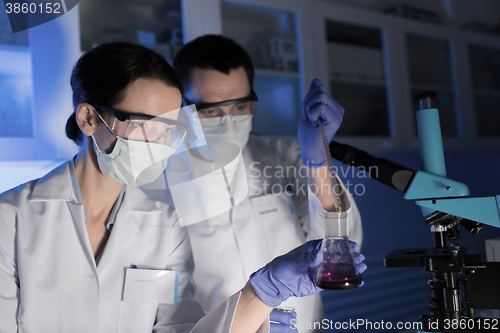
[185,91,258,125]
[92,104,188,148]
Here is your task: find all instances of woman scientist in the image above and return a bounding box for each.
[0,42,366,333]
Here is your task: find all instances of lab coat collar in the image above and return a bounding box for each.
[28,159,168,276]
[29,160,98,275]
[30,161,77,202]
[29,160,164,214]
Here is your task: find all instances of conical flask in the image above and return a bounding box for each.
[314,211,362,291]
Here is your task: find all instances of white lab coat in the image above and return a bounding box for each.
[0,161,258,333]
[175,135,364,332]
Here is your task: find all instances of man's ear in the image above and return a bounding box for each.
[76,103,97,136]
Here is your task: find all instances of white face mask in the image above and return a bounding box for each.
[92,113,179,187]
[200,114,253,151]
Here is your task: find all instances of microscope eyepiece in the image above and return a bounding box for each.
[416,91,436,110]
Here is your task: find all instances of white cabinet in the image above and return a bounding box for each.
[312,1,400,152]
[462,32,500,143]
[311,1,500,153]
[394,17,500,151]
[2,0,498,160]
[391,17,466,151]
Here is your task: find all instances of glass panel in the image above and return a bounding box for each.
[252,74,301,136]
[222,1,300,136]
[332,82,389,136]
[0,9,33,138]
[406,35,457,137]
[406,35,452,86]
[469,46,500,137]
[326,20,390,136]
[474,94,500,136]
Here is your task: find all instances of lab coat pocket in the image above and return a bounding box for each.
[117,302,158,333]
[251,193,304,257]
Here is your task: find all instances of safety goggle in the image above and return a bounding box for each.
[185,91,258,126]
[92,104,188,148]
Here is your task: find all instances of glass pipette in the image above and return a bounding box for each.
[318,118,350,212]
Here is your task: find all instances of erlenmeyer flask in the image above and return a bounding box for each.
[315,211,362,291]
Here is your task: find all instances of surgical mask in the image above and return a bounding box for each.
[92,110,179,187]
[185,114,252,164]
[200,114,253,151]
[178,112,251,190]
[184,91,257,154]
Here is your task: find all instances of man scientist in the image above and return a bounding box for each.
[171,34,364,332]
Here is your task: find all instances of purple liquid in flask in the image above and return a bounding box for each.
[315,212,362,291]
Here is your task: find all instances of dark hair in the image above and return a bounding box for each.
[66,42,184,145]
[173,34,254,89]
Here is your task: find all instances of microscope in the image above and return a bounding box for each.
[329,92,500,332]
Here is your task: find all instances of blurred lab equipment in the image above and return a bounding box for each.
[253,38,298,72]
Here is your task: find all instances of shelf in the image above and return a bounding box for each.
[327,41,385,89]
[255,68,300,78]
[330,75,386,87]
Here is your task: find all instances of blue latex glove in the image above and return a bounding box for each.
[298,79,345,168]
[350,241,368,278]
[249,239,323,308]
[270,309,298,333]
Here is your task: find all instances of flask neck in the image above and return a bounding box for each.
[324,211,348,238]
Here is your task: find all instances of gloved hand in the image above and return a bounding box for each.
[249,239,323,308]
[298,79,345,168]
[350,241,368,279]
[270,309,298,333]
